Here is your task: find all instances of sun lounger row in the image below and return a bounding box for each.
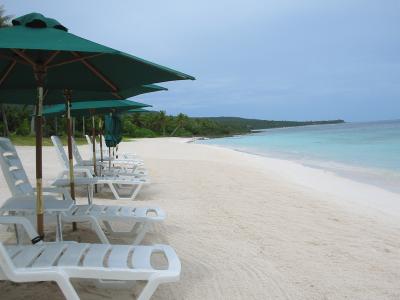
[0,137,179,299]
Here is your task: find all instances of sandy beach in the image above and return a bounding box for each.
[1,137,400,299]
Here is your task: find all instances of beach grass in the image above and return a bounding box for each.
[9,135,87,146]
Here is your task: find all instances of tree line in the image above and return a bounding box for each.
[0,104,344,140]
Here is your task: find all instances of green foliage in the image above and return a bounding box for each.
[0,5,12,27]
[10,135,86,146]
[198,117,345,133]
[0,104,345,140]
[133,127,157,138]
[16,118,30,135]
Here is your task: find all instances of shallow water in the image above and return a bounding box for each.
[199,120,400,193]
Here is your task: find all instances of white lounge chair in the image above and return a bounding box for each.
[0,137,164,244]
[51,136,147,201]
[100,134,139,160]
[0,216,181,300]
[85,134,143,165]
[72,137,147,177]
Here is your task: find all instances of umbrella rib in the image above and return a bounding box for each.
[0,53,30,66]
[12,49,36,66]
[70,51,122,98]
[0,60,16,87]
[111,92,123,99]
[44,51,60,66]
[47,53,104,69]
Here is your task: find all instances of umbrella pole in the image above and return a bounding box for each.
[82,116,85,136]
[35,86,44,238]
[98,119,103,177]
[64,90,77,231]
[92,115,98,193]
[109,147,111,170]
[99,119,104,163]
[108,112,112,170]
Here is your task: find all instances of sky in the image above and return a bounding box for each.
[2,0,400,122]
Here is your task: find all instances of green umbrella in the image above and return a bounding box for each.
[40,85,162,215]
[0,84,166,104]
[43,99,151,175]
[43,99,151,117]
[0,12,194,237]
[125,108,152,114]
[104,114,122,148]
[43,99,150,165]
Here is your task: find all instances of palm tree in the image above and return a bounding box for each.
[158,111,167,136]
[171,113,188,136]
[0,5,12,136]
[0,5,12,27]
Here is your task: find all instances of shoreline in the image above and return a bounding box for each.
[193,140,400,219]
[220,143,400,194]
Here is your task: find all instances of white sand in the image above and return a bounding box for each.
[1,137,400,299]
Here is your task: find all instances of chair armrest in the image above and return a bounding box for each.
[0,215,42,244]
[73,167,94,178]
[33,187,73,201]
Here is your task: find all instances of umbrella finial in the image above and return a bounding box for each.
[12,12,68,32]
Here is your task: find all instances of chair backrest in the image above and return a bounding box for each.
[101,135,107,149]
[85,134,92,146]
[71,138,84,165]
[51,136,69,170]
[0,138,34,196]
[86,134,103,157]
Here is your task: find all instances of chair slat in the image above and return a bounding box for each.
[88,205,106,216]
[132,246,153,269]
[82,244,110,267]
[13,245,44,268]
[120,206,135,217]
[104,206,121,216]
[58,243,90,266]
[107,245,132,268]
[32,243,68,267]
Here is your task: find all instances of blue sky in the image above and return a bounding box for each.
[3,0,400,121]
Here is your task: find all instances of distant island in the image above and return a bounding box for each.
[0,104,344,139]
[196,117,345,136]
[120,114,344,138]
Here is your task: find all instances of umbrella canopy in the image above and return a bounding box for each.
[0,84,166,104]
[0,13,195,100]
[125,108,152,114]
[43,99,151,117]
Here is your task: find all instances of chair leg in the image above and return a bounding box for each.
[108,182,121,200]
[103,221,148,245]
[56,277,80,300]
[88,218,109,244]
[137,279,160,300]
[129,183,142,201]
[132,223,150,245]
[107,182,142,201]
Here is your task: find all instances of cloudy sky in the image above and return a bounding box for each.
[3,0,400,121]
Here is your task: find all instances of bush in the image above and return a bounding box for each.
[123,119,137,137]
[16,118,30,136]
[133,127,156,138]
[174,128,192,137]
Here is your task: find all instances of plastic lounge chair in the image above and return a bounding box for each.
[0,137,164,244]
[51,136,147,201]
[100,134,139,160]
[72,137,147,177]
[85,134,143,164]
[0,216,180,300]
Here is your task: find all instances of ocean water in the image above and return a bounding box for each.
[198,120,400,193]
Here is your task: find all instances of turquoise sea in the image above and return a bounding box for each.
[198,120,400,193]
